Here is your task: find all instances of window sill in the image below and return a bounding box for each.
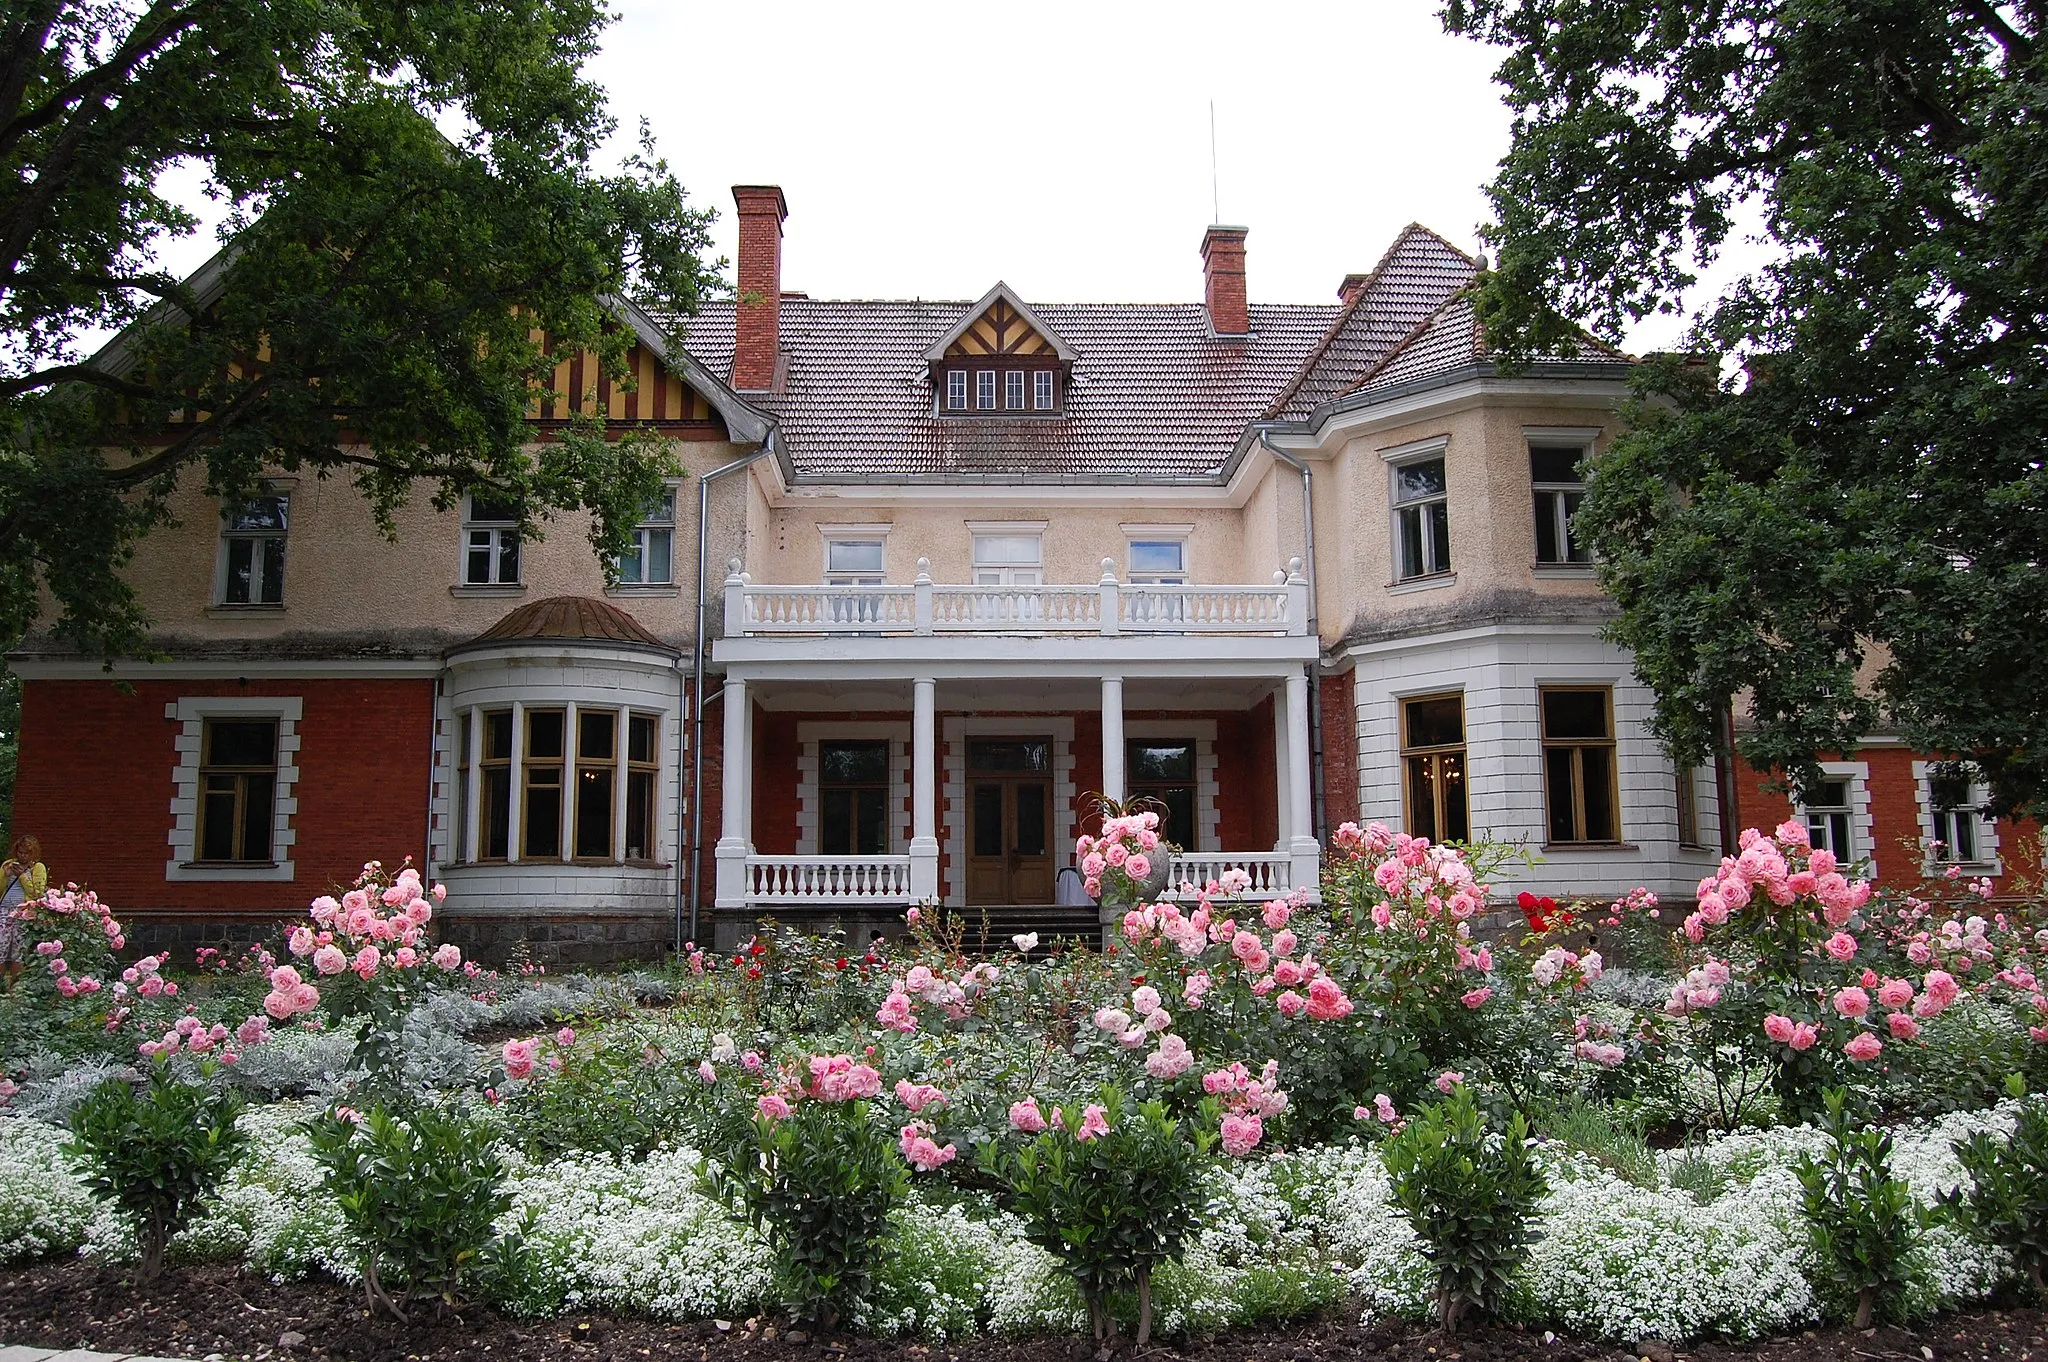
[205,604,286,618]
[1531,563,1597,579]
[1386,572,1457,596]
[605,583,678,597]
[167,859,296,882]
[1540,841,1641,854]
[449,583,527,598]
[448,859,673,871]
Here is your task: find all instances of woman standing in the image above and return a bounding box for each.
[0,834,47,992]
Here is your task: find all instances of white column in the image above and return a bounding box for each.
[1272,690,1292,849]
[561,701,579,861]
[1285,669,1321,891]
[506,700,524,864]
[1101,675,1126,803]
[463,707,483,863]
[910,677,939,900]
[715,676,751,908]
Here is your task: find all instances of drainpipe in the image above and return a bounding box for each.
[1260,432,1328,840]
[680,436,772,957]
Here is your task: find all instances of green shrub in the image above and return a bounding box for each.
[1381,1084,1546,1335]
[500,1029,697,1161]
[306,1101,513,1321]
[1542,1097,1657,1188]
[65,1066,246,1280]
[704,1092,907,1333]
[1794,1087,1920,1328]
[1941,1078,2048,1298]
[984,1088,1213,1347]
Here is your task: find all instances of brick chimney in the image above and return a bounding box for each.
[1337,272,1371,306]
[732,185,787,392]
[1200,225,1250,337]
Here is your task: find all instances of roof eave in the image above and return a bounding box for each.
[611,295,775,447]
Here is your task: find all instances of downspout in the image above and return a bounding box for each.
[680,435,772,957]
[1260,432,1328,839]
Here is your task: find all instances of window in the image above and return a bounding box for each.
[1127,540,1186,583]
[573,710,617,860]
[479,710,514,860]
[820,740,891,855]
[626,714,659,861]
[522,708,565,859]
[197,719,277,862]
[1034,370,1054,410]
[1005,370,1025,409]
[1128,742,1197,849]
[616,486,675,585]
[824,538,885,584]
[1531,445,1591,565]
[1401,695,1468,843]
[946,370,968,410]
[1800,778,1855,860]
[464,497,521,586]
[220,492,289,605]
[1540,687,1619,844]
[1926,766,1986,865]
[1392,457,1451,580]
[972,532,1042,586]
[976,370,997,409]
[1676,766,1707,848]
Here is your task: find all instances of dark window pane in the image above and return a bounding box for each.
[645,528,673,583]
[629,714,657,764]
[854,787,888,855]
[527,710,564,760]
[1814,779,1849,809]
[1015,782,1048,857]
[240,773,274,860]
[524,786,561,858]
[575,768,614,858]
[1159,786,1195,847]
[484,769,511,858]
[466,541,492,585]
[1562,490,1589,562]
[1441,753,1469,841]
[626,770,654,860]
[1128,742,1194,782]
[230,495,289,532]
[1529,446,1584,484]
[1580,748,1617,841]
[822,740,889,784]
[1396,458,1445,501]
[1406,757,1439,841]
[579,710,616,761]
[1546,748,1579,843]
[1404,697,1463,749]
[822,789,854,855]
[200,783,237,861]
[207,721,275,766]
[471,498,520,524]
[1534,491,1561,563]
[1953,815,1978,861]
[497,533,520,583]
[485,711,514,760]
[225,537,255,603]
[260,536,286,603]
[1427,501,1451,572]
[1543,690,1610,740]
[1398,507,1425,579]
[973,784,1003,856]
[968,740,1049,773]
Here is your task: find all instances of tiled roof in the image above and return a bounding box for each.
[465,595,669,650]
[1263,225,1479,422]
[676,299,1339,482]
[1348,292,1631,399]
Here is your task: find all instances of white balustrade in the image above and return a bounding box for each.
[740,584,916,633]
[928,584,1100,631]
[1162,852,1297,901]
[1120,585,1294,633]
[745,854,913,904]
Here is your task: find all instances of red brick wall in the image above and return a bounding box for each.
[1200,227,1249,335]
[1217,697,1278,850]
[15,677,433,917]
[1319,672,1357,831]
[731,186,786,391]
[1735,747,2044,895]
[750,706,800,855]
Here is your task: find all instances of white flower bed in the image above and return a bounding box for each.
[0,1100,2027,1343]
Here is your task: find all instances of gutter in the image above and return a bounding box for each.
[1258,429,1328,841]
[679,433,773,956]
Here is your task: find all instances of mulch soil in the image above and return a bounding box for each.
[2,1259,2044,1362]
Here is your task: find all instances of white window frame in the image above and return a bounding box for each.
[1033,370,1055,410]
[217,488,291,607]
[945,369,968,411]
[968,521,1044,587]
[1793,760,1877,876]
[1126,719,1220,852]
[976,369,997,410]
[454,702,660,867]
[820,524,891,585]
[1529,441,1593,567]
[797,722,911,855]
[1122,524,1191,583]
[1004,370,1025,410]
[462,495,522,586]
[1913,760,2001,873]
[166,696,301,882]
[1383,437,1452,583]
[614,482,678,586]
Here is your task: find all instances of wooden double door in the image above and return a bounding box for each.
[964,737,1054,906]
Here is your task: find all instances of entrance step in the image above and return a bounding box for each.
[939,903,1101,952]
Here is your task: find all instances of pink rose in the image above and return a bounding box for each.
[1833,987,1871,1018]
[1824,931,1858,962]
[756,1093,791,1121]
[1789,1022,1820,1052]
[1075,1103,1110,1141]
[1886,1012,1922,1041]
[1124,854,1151,882]
[311,945,347,976]
[1764,1014,1796,1044]
[1460,986,1492,1009]
[1219,1112,1263,1157]
[1435,1070,1464,1094]
[503,1038,538,1080]
[1844,1031,1883,1062]
[1009,1097,1048,1133]
[432,943,462,970]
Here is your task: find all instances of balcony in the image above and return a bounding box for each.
[724,557,1310,638]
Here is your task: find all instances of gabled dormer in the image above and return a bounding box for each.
[924,282,1075,417]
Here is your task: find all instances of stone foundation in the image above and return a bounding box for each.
[437,913,672,967]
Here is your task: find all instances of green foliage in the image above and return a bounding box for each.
[65,1065,247,1280]
[1381,1084,1547,1335]
[1442,0,2048,815]
[1941,1078,2048,1297]
[983,1089,1214,1346]
[704,1097,907,1333]
[1542,1097,1657,1188]
[306,1101,513,1321]
[2,0,723,660]
[1794,1087,1921,1327]
[499,1028,698,1161]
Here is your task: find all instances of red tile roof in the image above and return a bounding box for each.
[1347,292,1632,399]
[467,596,669,650]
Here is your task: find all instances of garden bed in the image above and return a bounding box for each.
[3,1260,2045,1362]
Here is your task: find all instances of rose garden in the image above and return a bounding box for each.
[2,814,2045,1360]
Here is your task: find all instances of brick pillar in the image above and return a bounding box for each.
[1201,225,1249,337]
[731,185,787,391]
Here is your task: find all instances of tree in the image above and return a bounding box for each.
[1443,0,2048,816]
[2,0,722,660]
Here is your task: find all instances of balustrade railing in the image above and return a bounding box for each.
[1162,852,1296,900]
[745,855,913,904]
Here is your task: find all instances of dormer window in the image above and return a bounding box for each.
[977,370,996,409]
[946,371,967,410]
[1034,371,1054,409]
[927,282,1076,419]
